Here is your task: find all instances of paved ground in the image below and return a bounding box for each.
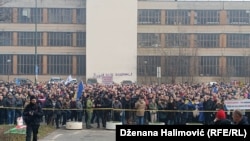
[39,128,115,141]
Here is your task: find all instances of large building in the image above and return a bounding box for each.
[1,0,250,84]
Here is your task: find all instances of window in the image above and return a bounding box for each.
[48,8,73,24]
[48,32,72,46]
[166,10,190,25]
[227,34,250,48]
[226,56,248,77]
[227,10,250,25]
[138,10,161,25]
[76,55,86,75]
[196,34,219,48]
[76,32,86,47]
[76,8,86,24]
[165,33,190,47]
[165,56,190,76]
[17,55,42,75]
[138,33,161,48]
[0,55,12,75]
[0,8,12,23]
[47,55,72,75]
[0,32,12,46]
[18,32,43,46]
[17,8,43,23]
[137,56,161,76]
[199,56,219,76]
[194,10,220,25]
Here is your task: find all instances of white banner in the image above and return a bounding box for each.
[224,99,250,110]
[102,75,113,85]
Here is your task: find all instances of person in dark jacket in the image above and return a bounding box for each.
[232,109,249,125]
[23,95,43,141]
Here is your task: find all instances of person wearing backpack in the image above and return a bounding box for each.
[23,95,43,141]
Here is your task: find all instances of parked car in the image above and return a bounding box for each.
[87,78,98,85]
[121,80,133,85]
[69,78,77,84]
[13,78,33,86]
[48,77,63,84]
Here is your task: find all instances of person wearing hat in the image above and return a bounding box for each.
[23,95,43,141]
[213,104,231,125]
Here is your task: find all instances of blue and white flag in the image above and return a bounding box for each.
[76,81,84,100]
[64,75,73,85]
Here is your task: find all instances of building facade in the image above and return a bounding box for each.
[137,0,250,84]
[1,0,250,84]
[0,0,86,82]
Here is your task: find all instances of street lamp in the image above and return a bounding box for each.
[34,0,38,84]
[7,59,11,82]
[144,60,147,84]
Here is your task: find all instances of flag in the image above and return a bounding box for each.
[75,81,84,100]
[64,75,73,85]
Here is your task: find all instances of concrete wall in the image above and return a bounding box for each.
[0,47,85,55]
[138,25,250,34]
[2,0,86,8]
[138,1,250,10]
[138,48,250,56]
[86,0,137,84]
[0,24,85,32]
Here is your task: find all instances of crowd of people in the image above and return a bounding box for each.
[0,81,249,129]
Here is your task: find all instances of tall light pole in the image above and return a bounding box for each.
[144,60,147,84]
[34,0,38,84]
[7,59,11,82]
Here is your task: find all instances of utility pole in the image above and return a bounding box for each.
[34,0,38,84]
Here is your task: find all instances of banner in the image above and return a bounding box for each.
[102,75,113,85]
[224,99,250,110]
[64,75,73,85]
[4,125,26,135]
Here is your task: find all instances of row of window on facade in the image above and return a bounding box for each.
[138,56,250,77]
[138,10,250,25]
[0,55,250,77]
[0,55,86,75]
[138,33,250,48]
[0,8,250,25]
[0,8,86,24]
[0,32,86,47]
[0,32,249,48]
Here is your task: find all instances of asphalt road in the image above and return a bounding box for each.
[39,128,115,141]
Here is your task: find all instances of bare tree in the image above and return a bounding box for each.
[0,0,11,45]
[0,0,10,6]
[0,0,11,21]
[188,40,199,84]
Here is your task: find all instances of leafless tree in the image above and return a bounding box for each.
[0,0,11,21]
[0,0,10,6]
[188,40,199,84]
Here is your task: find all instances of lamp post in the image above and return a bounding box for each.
[7,59,11,82]
[34,0,38,84]
[144,60,147,84]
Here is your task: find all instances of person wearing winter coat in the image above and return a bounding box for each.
[23,95,43,141]
[135,95,146,125]
[232,109,249,125]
